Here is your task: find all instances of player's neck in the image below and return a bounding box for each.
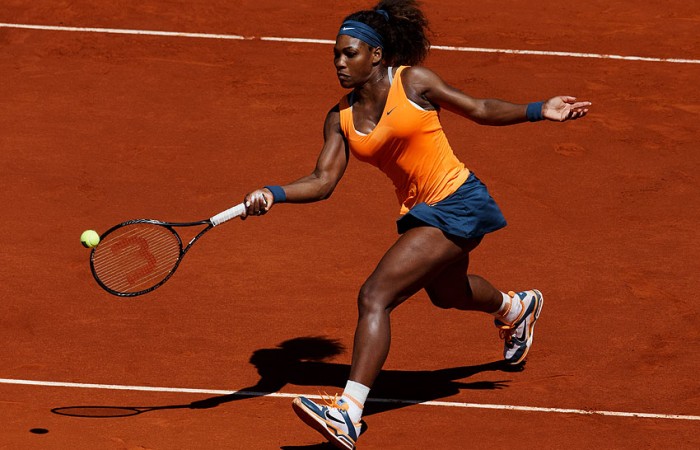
[353,66,390,104]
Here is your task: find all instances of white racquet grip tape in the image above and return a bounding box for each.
[210,203,246,226]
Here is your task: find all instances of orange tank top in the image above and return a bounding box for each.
[339,66,469,215]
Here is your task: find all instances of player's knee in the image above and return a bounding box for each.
[357,281,390,315]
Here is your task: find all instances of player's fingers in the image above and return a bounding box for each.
[568,108,588,120]
[571,101,592,109]
[244,190,269,216]
[241,198,251,219]
[244,193,261,218]
[253,191,267,215]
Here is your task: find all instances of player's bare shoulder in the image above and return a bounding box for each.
[400,66,442,110]
[324,103,343,137]
[401,65,439,83]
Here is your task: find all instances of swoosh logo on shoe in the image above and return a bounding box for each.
[515,298,539,341]
[326,410,346,425]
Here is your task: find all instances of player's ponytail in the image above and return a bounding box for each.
[342,0,430,66]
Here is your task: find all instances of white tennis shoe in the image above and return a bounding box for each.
[292,394,362,450]
[495,290,544,365]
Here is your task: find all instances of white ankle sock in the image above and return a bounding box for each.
[495,291,522,324]
[342,380,369,423]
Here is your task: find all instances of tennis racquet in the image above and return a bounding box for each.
[90,203,246,297]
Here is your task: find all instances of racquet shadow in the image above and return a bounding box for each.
[51,336,521,421]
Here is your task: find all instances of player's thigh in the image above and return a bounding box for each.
[361,226,471,310]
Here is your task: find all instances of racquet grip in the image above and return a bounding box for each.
[210,203,246,226]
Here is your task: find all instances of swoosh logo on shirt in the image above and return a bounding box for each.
[386,106,397,116]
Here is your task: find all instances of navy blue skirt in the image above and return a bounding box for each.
[396,173,507,239]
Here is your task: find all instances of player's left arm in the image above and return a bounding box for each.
[401,66,591,125]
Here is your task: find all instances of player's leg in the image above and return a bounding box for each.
[293,225,471,449]
[423,244,503,313]
[425,244,544,366]
[348,226,478,387]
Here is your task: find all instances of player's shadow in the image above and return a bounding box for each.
[51,335,520,419]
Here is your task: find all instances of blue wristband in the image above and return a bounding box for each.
[526,101,545,122]
[264,185,287,203]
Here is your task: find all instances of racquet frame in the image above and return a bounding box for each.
[90,203,245,297]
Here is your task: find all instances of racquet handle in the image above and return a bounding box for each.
[210,203,246,226]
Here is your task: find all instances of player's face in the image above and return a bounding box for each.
[334,35,381,89]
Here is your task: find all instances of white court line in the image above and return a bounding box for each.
[1,377,699,422]
[0,22,246,40]
[2,22,700,64]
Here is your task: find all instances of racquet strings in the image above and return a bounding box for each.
[92,223,181,294]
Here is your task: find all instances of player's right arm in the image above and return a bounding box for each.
[243,105,349,216]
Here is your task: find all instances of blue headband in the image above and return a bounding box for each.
[337,20,383,49]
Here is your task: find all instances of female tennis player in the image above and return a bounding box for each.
[243,1,590,448]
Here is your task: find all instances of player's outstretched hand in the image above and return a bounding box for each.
[242,188,273,219]
[543,96,591,122]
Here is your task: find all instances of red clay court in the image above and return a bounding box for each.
[1,1,699,448]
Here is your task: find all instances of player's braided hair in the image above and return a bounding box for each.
[343,0,430,66]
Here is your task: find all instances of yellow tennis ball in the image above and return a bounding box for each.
[80,230,100,248]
